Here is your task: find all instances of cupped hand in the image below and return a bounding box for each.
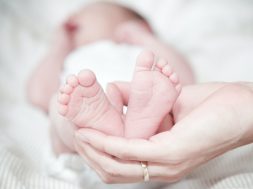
[74,84,253,183]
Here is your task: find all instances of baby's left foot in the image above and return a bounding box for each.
[125,51,181,139]
[57,70,124,136]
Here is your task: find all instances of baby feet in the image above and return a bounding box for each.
[125,51,181,139]
[57,51,181,139]
[57,69,124,136]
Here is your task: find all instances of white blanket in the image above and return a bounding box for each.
[1,0,253,188]
[62,41,142,88]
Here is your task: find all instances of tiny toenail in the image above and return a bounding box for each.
[163,66,172,75]
[78,70,96,87]
[170,73,179,83]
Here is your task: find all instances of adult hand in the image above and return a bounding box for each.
[74,84,253,184]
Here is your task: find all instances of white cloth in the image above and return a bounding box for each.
[62,41,142,88]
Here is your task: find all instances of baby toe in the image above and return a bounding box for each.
[60,84,73,94]
[162,65,173,77]
[66,75,79,87]
[78,69,96,87]
[136,50,155,71]
[58,93,70,105]
[169,73,179,84]
[58,104,68,115]
[59,85,65,93]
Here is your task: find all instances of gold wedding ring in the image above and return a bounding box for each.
[140,161,150,182]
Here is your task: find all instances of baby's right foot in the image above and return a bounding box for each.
[57,70,124,136]
[125,51,181,139]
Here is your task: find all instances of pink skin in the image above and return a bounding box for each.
[114,21,194,85]
[125,51,181,139]
[27,2,193,153]
[27,25,74,112]
[74,83,253,184]
[27,3,149,112]
[57,51,181,141]
[57,69,124,136]
[28,4,193,113]
[66,2,144,48]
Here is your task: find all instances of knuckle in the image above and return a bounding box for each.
[170,174,184,182]
[103,165,121,178]
[118,140,143,160]
[162,164,185,181]
[170,170,184,180]
[164,144,188,165]
[101,175,115,184]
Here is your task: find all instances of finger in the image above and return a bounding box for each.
[76,129,163,162]
[75,138,143,183]
[75,138,186,183]
[112,81,130,105]
[74,139,107,181]
[106,83,124,113]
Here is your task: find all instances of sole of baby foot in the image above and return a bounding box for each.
[125,51,181,139]
[57,69,124,136]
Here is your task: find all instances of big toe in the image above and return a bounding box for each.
[78,69,96,87]
[77,69,101,98]
[135,50,155,71]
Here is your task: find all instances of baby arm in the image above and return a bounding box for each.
[27,25,74,112]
